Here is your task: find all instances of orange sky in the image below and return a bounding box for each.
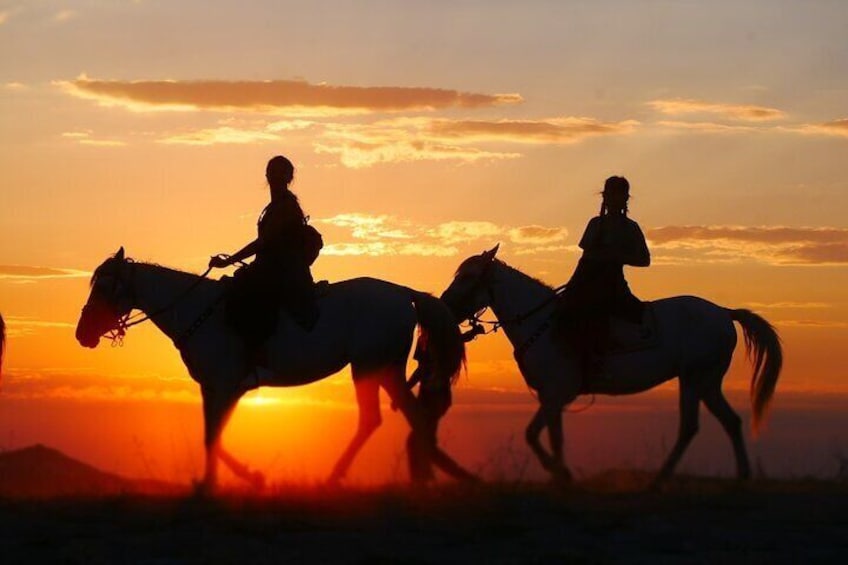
[1,1,847,484]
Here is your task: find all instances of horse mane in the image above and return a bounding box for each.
[89,254,125,287]
[496,259,555,291]
[457,255,554,291]
[90,254,170,288]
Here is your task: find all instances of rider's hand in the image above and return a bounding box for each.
[208,255,230,269]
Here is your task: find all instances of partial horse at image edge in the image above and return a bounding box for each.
[0,312,5,381]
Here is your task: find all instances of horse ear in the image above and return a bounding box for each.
[482,243,500,261]
[116,247,125,261]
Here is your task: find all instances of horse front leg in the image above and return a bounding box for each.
[526,404,568,479]
[545,404,572,483]
[218,448,266,490]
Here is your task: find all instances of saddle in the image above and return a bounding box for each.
[223,265,324,344]
[606,302,660,354]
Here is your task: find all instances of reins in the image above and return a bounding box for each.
[464,282,568,337]
[107,260,216,346]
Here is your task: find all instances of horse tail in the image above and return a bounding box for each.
[412,293,465,386]
[730,309,783,436]
[0,312,5,382]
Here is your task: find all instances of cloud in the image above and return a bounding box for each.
[743,301,831,310]
[429,221,503,245]
[2,316,76,338]
[648,98,786,121]
[426,117,639,143]
[61,131,126,147]
[54,9,77,23]
[507,225,568,245]
[0,11,8,25]
[657,120,758,133]
[0,265,90,281]
[647,225,848,265]
[319,214,414,240]
[774,319,848,329]
[158,126,280,146]
[315,214,568,257]
[314,116,633,167]
[315,139,519,168]
[0,369,200,403]
[791,119,848,138]
[4,82,26,90]
[322,242,458,257]
[56,76,522,115]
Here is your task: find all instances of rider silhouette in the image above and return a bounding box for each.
[209,155,320,369]
[556,175,650,378]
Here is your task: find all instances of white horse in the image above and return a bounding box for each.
[441,245,783,486]
[76,248,472,490]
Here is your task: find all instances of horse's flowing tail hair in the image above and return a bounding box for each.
[731,309,783,435]
[0,312,5,382]
[412,293,465,386]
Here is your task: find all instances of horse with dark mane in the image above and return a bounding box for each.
[76,248,475,491]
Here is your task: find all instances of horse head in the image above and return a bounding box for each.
[440,244,500,322]
[76,247,134,348]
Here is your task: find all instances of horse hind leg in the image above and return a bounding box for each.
[200,388,241,494]
[702,383,751,479]
[378,365,436,483]
[653,382,700,488]
[327,375,381,484]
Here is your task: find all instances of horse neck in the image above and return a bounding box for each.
[130,262,217,341]
[488,262,556,345]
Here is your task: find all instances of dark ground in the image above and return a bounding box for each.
[1,474,847,564]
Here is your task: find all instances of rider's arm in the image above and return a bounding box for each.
[622,221,650,267]
[227,239,260,264]
[578,217,601,251]
[210,239,259,268]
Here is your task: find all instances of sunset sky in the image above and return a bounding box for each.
[1,1,847,484]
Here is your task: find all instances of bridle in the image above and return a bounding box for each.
[452,255,596,413]
[84,257,213,347]
[453,257,567,339]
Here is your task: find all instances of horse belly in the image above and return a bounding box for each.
[586,350,676,395]
[263,321,350,386]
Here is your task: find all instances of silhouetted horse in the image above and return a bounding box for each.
[442,246,782,486]
[76,248,473,491]
[0,312,5,380]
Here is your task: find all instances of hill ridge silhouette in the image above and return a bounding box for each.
[0,444,181,498]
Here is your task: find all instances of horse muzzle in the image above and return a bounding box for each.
[75,326,100,349]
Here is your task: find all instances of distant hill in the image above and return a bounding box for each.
[0,444,183,498]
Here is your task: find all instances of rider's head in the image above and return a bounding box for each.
[601,175,629,216]
[266,155,295,191]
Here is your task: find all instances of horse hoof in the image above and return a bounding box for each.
[647,476,667,493]
[461,473,483,484]
[550,467,573,486]
[191,479,215,498]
